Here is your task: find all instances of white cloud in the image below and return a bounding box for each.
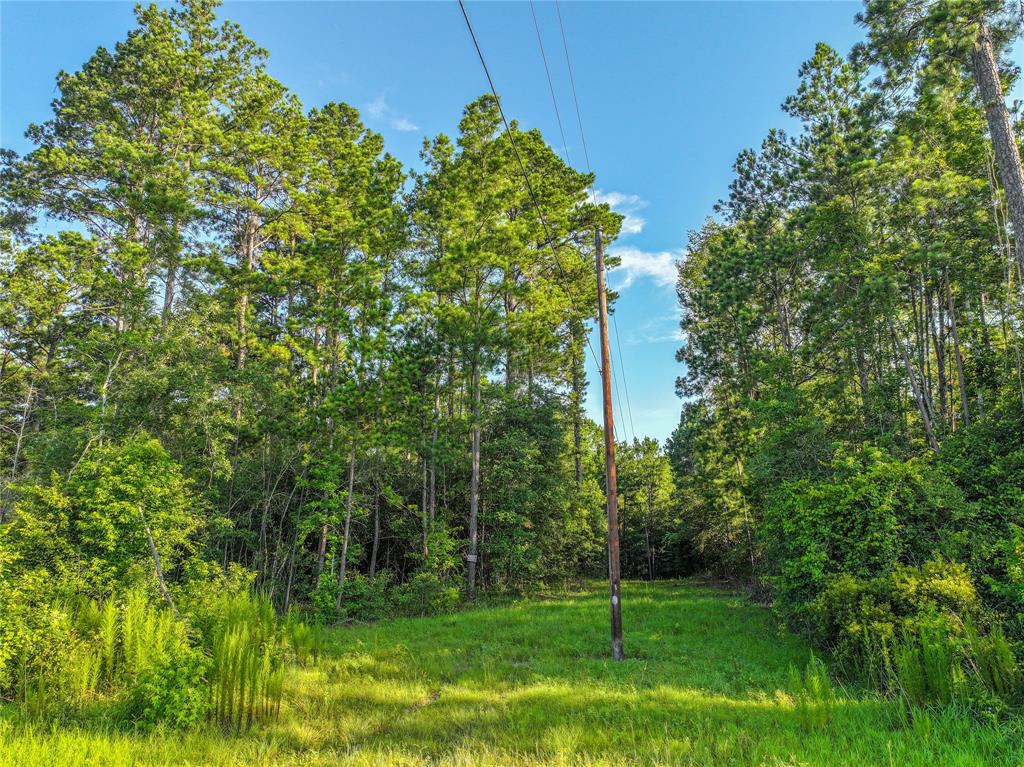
[365,93,419,133]
[592,189,646,236]
[609,246,680,289]
[621,311,684,346]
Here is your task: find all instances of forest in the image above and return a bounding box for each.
[670,0,1024,706]
[1,0,1023,764]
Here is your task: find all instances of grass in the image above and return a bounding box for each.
[2,579,1022,766]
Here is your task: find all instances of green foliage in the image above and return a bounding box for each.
[669,2,1024,710]
[282,609,324,667]
[762,452,967,617]
[0,0,628,646]
[7,435,202,598]
[892,618,968,707]
[337,571,393,622]
[812,559,979,676]
[395,571,460,617]
[788,655,837,731]
[966,622,1022,703]
[120,648,210,730]
[210,622,283,734]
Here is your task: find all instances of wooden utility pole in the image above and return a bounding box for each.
[594,226,624,661]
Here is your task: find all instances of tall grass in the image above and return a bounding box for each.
[205,591,286,733]
[13,588,191,715]
[69,589,187,701]
[788,654,837,730]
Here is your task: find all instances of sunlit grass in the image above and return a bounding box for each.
[2,580,1022,766]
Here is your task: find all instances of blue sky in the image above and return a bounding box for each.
[3,0,986,443]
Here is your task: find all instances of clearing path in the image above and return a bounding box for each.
[3,580,1021,766]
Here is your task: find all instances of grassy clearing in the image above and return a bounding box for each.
[2,580,1021,766]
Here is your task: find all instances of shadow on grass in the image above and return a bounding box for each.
[326,580,811,697]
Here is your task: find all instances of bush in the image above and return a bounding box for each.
[812,558,980,676]
[395,571,459,617]
[762,450,967,625]
[120,648,210,729]
[811,558,1022,707]
[338,571,393,622]
[6,436,202,598]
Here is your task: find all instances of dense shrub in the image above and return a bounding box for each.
[810,559,1021,706]
[762,450,967,625]
[812,558,980,667]
[120,647,210,729]
[6,436,203,597]
[937,412,1024,638]
[395,571,460,617]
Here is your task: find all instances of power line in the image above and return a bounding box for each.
[612,312,637,443]
[555,0,592,180]
[529,0,571,167]
[554,0,637,445]
[456,0,603,373]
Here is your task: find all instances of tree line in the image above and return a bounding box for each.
[669,0,1024,703]
[0,0,688,664]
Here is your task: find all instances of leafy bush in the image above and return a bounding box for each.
[936,411,1024,637]
[338,571,393,621]
[810,558,1021,707]
[120,647,210,729]
[6,436,202,598]
[762,450,967,623]
[812,558,980,675]
[395,571,459,617]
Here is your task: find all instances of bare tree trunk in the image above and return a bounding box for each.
[335,445,356,608]
[162,257,177,323]
[467,361,481,594]
[889,317,940,451]
[140,507,178,616]
[972,19,1024,277]
[944,274,972,428]
[316,523,329,575]
[932,294,948,426]
[369,482,381,579]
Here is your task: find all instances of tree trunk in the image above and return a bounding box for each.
[162,259,177,323]
[369,480,381,579]
[2,382,34,524]
[889,317,940,451]
[335,445,357,608]
[467,361,481,594]
[429,386,439,521]
[944,275,971,428]
[421,453,429,557]
[932,293,948,426]
[972,19,1024,278]
[645,483,654,581]
[140,507,178,616]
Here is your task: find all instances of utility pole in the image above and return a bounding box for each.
[594,225,624,661]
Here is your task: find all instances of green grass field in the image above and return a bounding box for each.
[2,580,1021,766]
